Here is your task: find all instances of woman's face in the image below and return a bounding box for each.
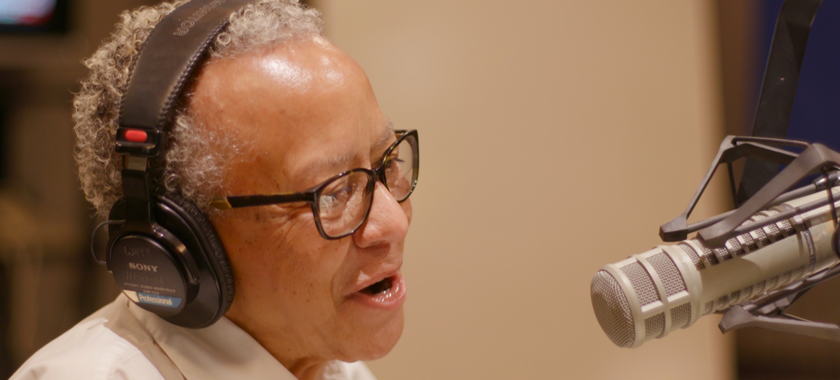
[192,36,412,369]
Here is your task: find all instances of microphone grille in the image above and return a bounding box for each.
[644,313,665,340]
[670,302,691,328]
[621,262,659,305]
[648,252,686,296]
[591,270,635,347]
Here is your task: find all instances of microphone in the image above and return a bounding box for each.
[591,187,840,348]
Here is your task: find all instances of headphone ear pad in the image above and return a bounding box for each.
[108,193,234,328]
[156,193,235,320]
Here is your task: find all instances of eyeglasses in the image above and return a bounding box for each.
[210,129,419,240]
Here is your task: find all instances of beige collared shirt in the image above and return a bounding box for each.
[11,295,377,380]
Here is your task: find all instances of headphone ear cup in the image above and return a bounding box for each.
[155,193,235,325]
[108,193,235,328]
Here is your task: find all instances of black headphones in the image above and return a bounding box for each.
[103,0,257,328]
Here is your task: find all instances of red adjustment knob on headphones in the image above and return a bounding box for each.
[124,129,148,142]
[116,128,160,157]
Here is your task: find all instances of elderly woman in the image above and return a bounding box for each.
[12,1,418,379]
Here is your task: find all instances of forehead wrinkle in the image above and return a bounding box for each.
[289,120,396,188]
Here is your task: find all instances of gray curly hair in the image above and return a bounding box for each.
[73,0,322,220]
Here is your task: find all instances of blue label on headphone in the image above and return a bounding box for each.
[137,292,182,308]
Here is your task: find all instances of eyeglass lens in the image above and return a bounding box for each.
[317,134,417,238]
[384,136,416,202]
[318,171,375,237]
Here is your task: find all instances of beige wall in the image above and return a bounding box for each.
[316,1,733,379]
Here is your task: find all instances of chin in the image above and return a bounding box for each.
[340,306,405,361]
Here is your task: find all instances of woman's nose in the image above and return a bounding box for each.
[352,181,410,248]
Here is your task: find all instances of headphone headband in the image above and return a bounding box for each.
[117,0,255,158]
[106,0,249,328]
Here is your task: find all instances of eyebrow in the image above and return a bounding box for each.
[295,120,396,185]
[373,119,396,150]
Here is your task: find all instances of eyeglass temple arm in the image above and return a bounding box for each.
[210,193,311,209]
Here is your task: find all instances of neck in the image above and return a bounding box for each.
[225,310,331,380]
[251,334,331,380]
[287,359,329,380]
[247,331,331,380]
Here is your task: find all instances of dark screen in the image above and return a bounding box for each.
[0,0,68,34]
[756,0,840,150]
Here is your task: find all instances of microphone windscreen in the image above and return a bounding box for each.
[591,252,692,348]
[591,270,635,347]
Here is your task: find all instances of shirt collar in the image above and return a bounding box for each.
[125,295,302,380]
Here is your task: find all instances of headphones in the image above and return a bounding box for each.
[103,0,257,328]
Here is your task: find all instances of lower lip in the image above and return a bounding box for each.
[349,272,407,310]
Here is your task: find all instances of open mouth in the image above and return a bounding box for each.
[360,276,393,295]
[350,272,407,310]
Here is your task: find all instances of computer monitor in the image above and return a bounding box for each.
[0,0,69,34]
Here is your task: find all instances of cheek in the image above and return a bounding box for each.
[214,210,351,311]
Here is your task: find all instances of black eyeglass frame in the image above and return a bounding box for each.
[210,129,419,240]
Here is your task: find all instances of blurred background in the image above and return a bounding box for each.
[1,0,839,379]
